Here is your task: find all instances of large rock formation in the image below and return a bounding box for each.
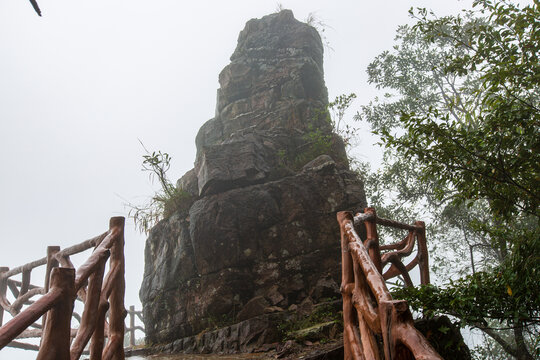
[140,10,366,347]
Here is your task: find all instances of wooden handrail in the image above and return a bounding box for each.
[0,217,127,359]
[0,280,64,349]
[354,211,422,232]
[0,233,106,280]
[338,208,441,359]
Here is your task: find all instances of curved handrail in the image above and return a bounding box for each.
[338,208,442,359]
[0,217,126,359]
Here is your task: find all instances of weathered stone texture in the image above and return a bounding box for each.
[140,10,366,347]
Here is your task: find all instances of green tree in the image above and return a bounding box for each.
[356,13,493,280]
[357,1,539,358]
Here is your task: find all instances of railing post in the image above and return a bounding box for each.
[337,211,363,360]
[42,246,60,334]
[89,300,109,360]
[20,270,31,297]
[0,267,9,327]
[44,246,60,293]
[102,216,126,360]
[36,267,75,360]
[129,305,135,347]
[415,221,430,285]
[378,300,408,360]
[70,253,109,360]
[364,208,382,273]
[353,261,382,360]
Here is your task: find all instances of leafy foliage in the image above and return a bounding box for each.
[388,0,540,219]
[278,94,356,171]
[329,93,358,148]
[393,233,539,327]
[392,220,540,357]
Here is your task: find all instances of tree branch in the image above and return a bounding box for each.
[473,322,518,358]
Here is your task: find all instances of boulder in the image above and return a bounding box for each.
[236,296,270,322]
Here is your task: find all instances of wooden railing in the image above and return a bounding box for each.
[126,305,145,347]
[0,217,126,359]
[338,208,442,360]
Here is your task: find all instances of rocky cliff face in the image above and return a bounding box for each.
[140,10,366,345]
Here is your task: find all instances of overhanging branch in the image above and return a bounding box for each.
[28,0,41,16]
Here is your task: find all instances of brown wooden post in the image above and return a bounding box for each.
[102,216,126,360]
[337,211,364,360]
[20,269,31,297]
[353,262,381,360]
[36,267,75,360]
[45,246,60,293]
[364,208,383,273]
[70,254,108,360]
[89,300,109,360]
[379,300,408,360]
[129,305,135,347]
[415,221,430,285]
[42,246,60,335]
[0,267,9,327]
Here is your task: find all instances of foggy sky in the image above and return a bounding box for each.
[0,1,479,358]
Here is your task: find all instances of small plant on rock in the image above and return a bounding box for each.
[277,93,357,171]
[126,142,193,234]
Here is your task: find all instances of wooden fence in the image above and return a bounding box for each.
[126,305,145,347]
[338,207,442,360]
[0,217,127,359]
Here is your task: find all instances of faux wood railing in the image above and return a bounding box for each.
[126,305,145,347]
[338,208,442,360]
[0,217,126,359]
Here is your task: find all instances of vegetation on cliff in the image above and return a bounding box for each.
[128,143,193,234]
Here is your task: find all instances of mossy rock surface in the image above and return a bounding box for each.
[288,320,341,342]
